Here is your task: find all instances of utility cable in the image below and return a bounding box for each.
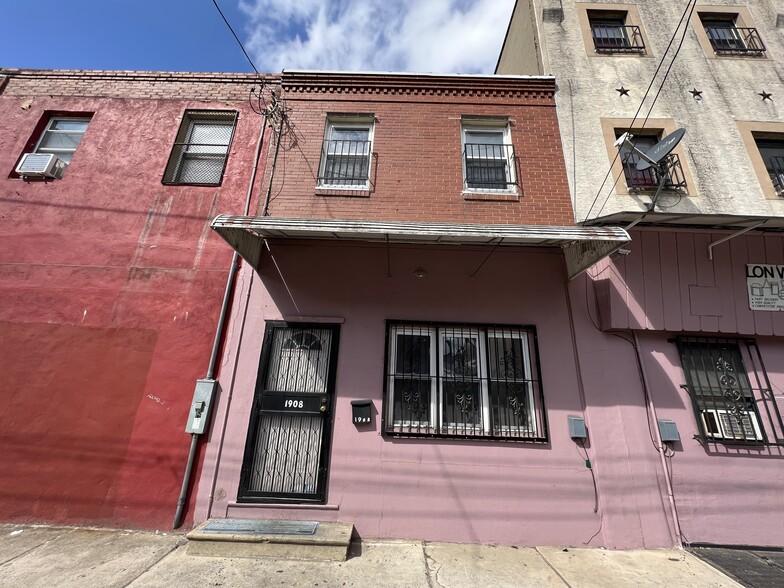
[584,0,697,222]
[211,0,261,75]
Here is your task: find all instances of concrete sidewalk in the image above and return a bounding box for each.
[0,524,741,588]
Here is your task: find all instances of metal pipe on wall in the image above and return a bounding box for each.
[172,112,269,530]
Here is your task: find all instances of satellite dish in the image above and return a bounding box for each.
[636,128,686,171]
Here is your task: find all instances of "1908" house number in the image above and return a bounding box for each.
[284,399,304,409]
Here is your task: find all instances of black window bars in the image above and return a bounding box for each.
[705,25,766,55]
[676,337,784,446]
[463,143,516,190]
[317,139,372,187]
[591,23,645,53]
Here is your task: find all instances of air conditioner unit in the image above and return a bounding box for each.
[700,408,763,441]
[15,153,67,179]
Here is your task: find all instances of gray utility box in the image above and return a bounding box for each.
[568,415,587,440]
[657,419,680,442]
[186,379,218,435]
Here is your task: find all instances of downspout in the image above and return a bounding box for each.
[631,331,683,548]
[172,112,269,529]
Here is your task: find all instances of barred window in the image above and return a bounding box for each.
[317,117,373,189]
[461,121,516,192]
[384,322,547,441]
[162,110,237,186]
[676,337,784,444]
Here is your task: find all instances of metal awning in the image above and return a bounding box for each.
[585,211,784,231]
[210,215,630,280]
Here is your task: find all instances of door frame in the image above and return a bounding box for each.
[237,321,341,504]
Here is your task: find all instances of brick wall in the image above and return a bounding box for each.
[262,72,574,226]
[0,69,280,102]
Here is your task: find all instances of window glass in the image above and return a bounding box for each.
[462,124,515,191]
[162,110,237,185]
[35,117,91,164]
[319,120,373,188]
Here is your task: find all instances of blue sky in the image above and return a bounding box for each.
[1,0,515,74]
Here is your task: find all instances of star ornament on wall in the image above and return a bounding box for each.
[759,90,773,101]
[689,88,703,100]
[616,86,630,96]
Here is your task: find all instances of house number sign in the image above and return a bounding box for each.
[746,264,784,311]
[261,394,326,414]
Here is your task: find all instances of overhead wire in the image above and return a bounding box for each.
[584,0,698,222]
[211,0,261,75]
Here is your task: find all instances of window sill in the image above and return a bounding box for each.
[229,501,339,511]
[384,430,546,443]
[462,191,520,202]
[315,186,372,198]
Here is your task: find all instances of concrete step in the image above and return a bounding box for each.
[186,518,354,561]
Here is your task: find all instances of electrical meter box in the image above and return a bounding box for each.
[568,415,587,440]
[186,379,218,434]
[351,399,372,425]
[658,419,680,442]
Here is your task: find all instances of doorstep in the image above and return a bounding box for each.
[186,518,354,562]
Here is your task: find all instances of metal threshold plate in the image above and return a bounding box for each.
[202,519,319,535]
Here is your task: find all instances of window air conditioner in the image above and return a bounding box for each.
[700,408,763,441]
[15,153,67,179]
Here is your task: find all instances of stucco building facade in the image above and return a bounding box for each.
[498,0,784,547]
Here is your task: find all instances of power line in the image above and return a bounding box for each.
[584,0,697,222]
[211,0,261,75]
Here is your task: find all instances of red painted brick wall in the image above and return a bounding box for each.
[262,72,574,226]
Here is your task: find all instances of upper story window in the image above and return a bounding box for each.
[615,129,687,191]
[588,10,645,53]
[676,337,784,445]
[317,116,374,190]
[35,117,91,164]
[12,113,92,180]
[699,13,766,55]
[754,138,784,196]
[384,322,547,441]
[162,110,237,186]
[461,121,516,192]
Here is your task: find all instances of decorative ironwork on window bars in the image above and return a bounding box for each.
[766,155,784,195]
[162,110,237,186]
[705,26,766,55]
[463,144,516,190]
[318,139,371,187]
[384,322,547,441]
[676,337,784,446]
[591,24,645,52]
[622,152,687,191]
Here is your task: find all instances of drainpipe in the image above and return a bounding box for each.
[172,113,269,530]
[631,331,683,548]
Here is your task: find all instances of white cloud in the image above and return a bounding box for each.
[238,0,515,74]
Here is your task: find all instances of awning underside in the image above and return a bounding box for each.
[210,215,630,279]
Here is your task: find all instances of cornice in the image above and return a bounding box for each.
[0,68,281,85]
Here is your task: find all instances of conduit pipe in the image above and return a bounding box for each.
[631,331,683,548]
[173,112,269,529]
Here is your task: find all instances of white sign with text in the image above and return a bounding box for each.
[747,264,784,311]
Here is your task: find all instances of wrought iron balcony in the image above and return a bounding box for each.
[767,155,784,195]
[591,24,645,53]
[463,143,516,190]
[705,26,766,55]
[622,152,687,191]
[318,139,371,187]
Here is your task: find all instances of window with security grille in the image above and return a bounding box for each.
[699,13,766,55]
[162,110,237,186]
[384,322,547,441]
[754,138,784,196]
[587,11,645,53]
[317,118,373,188]
[676,337,784,444]
[461,122,516,191]
[615,129,687,191]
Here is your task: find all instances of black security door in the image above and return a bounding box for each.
[239,323,340,503]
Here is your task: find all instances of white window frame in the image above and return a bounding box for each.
[486,329,537,434]
[439,327,489,434]
[461,120,516,194]
[317,117,374,190]
[34,116,91,164]
[387,325,438,430]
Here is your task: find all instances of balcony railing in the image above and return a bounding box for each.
[318,139,371,187]
[767,155,784,195]
[705,26,766,55]
[622,152,687,191]
[463,144,516,190]
[591,24,645,52]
